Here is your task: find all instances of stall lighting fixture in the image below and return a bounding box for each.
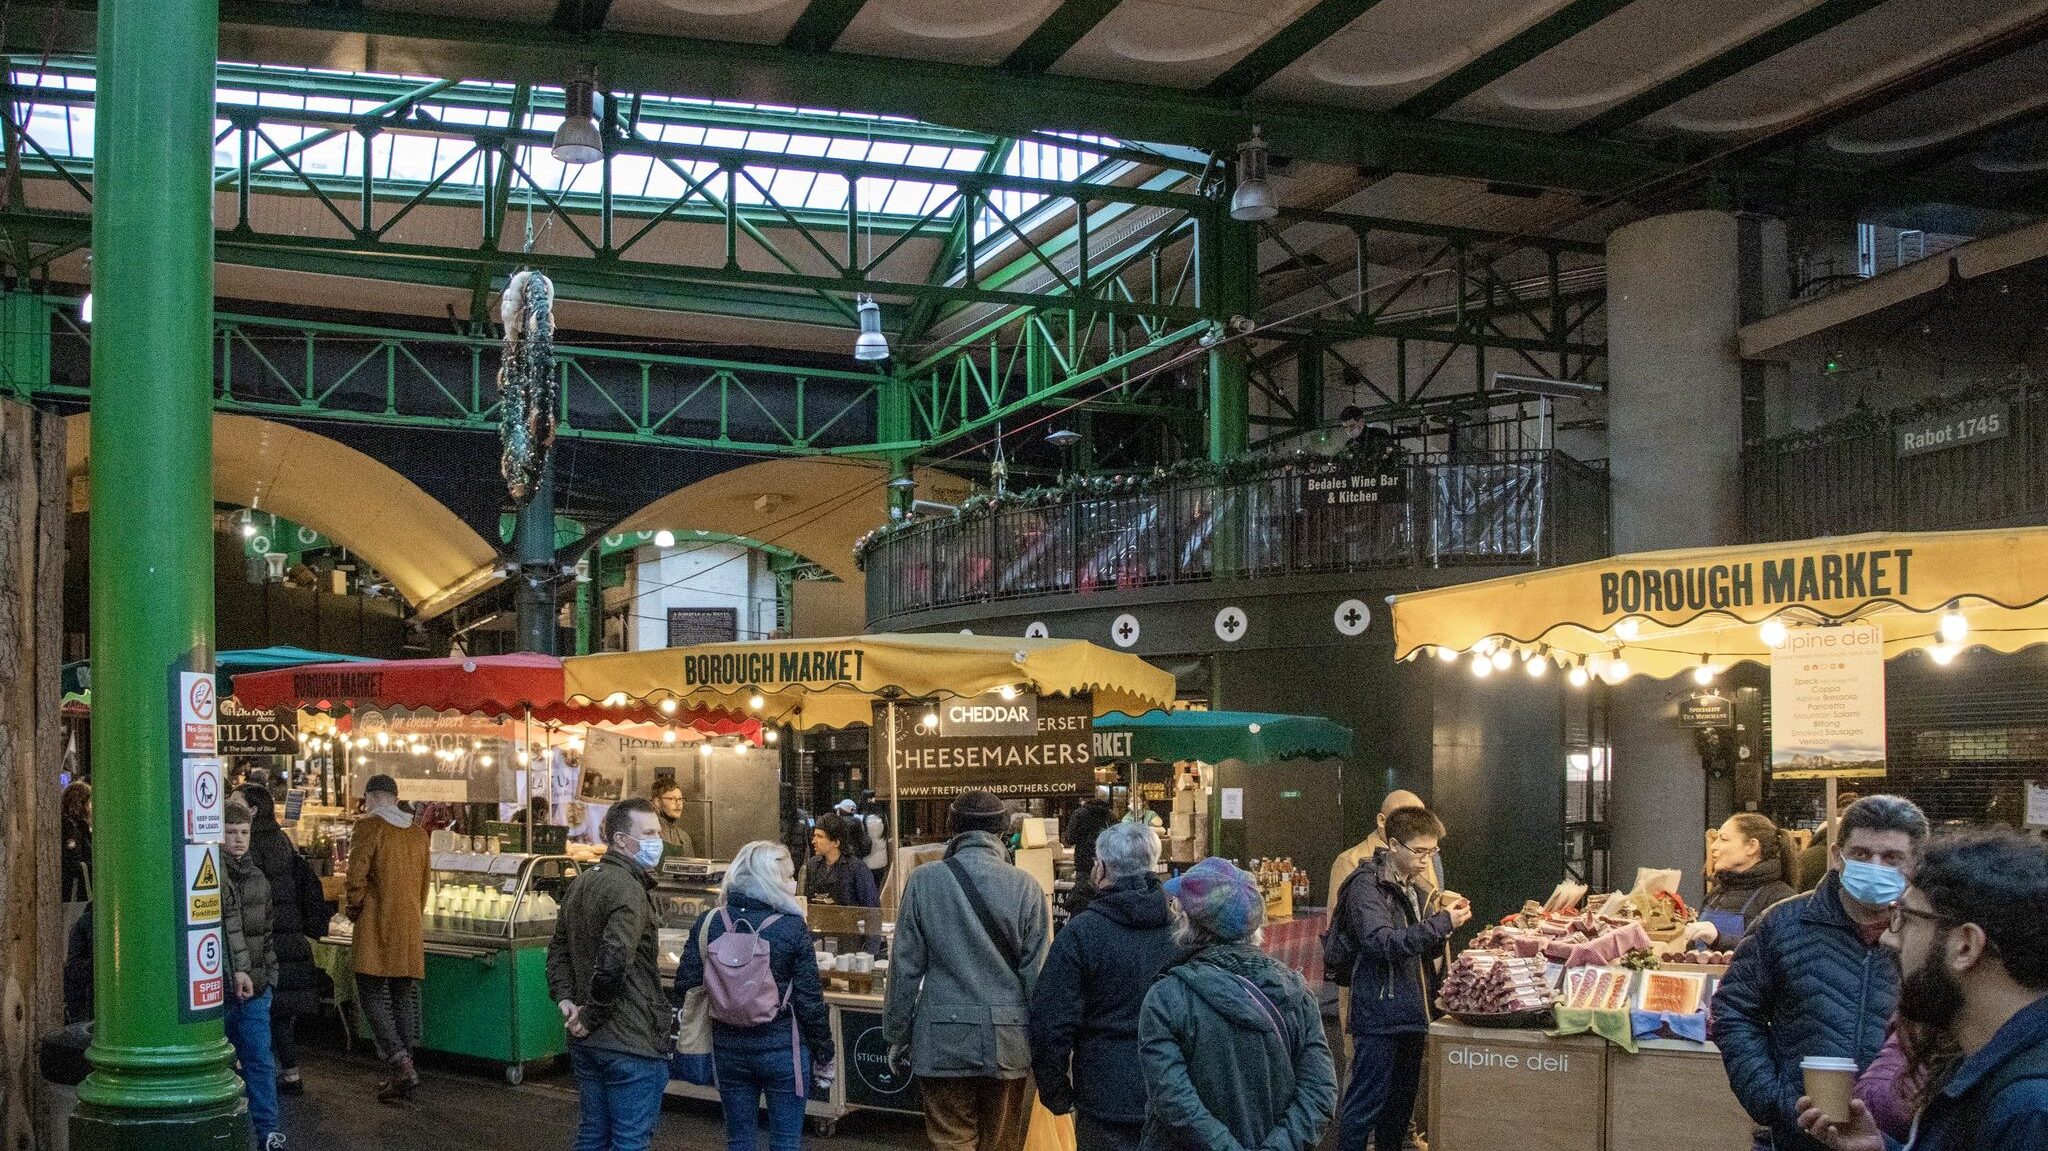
[376,732,390,747]
[1759,619,1789,648]
[1603,657,1632,684]
[1435,646,1459,662]
[79,292,91,324]
[1229,126,1279,222]
[749,694,765,710]
[1568,665,1590,688]
[1247,723,1263,734]
[663,731,677,743]
[1473,637,1497,656]
[1692,660,1717,686]
[1928,644,1959,666]
[764,729,779,744]
[921,710,939,728]
[1938,608,1969,645]
[1490,649,1512,671]
[239,510,258,539]
[699,744,713,758]
[1470,653,1493,679]
[998,684,1019,701]
[1614,617,1641,642]
[551,78,603,165]
[659,699,678,715]
[1524,653,1547,678]
[853,295,890,362]
[516,750,530,766]
[653,529,676,548]
[479,754,494,767]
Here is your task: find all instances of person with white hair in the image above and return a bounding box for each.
[1030,822,1179,1151]
[676,840,835,1150]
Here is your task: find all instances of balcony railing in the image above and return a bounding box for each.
[864,451,1611,623]
[1743,379,2047,542]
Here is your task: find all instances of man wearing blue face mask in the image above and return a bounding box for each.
[548,798,673,1151]
[1714,795,1930,1151]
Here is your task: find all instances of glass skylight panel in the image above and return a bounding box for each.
[11,61,1028,227]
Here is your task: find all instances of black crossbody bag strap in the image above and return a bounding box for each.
[942,856,1025,983]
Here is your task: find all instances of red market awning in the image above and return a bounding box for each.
[232,653,754,732]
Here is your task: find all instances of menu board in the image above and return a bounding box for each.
[1770,623,1887,780]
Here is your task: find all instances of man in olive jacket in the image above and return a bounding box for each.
[884,790,1050,1151]
[548,799,671,1151]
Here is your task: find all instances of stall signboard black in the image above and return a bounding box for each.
[218,698,299,755]
[1307,457,1408,505]
[879,692,1093,799]
[1679,694,1734,729]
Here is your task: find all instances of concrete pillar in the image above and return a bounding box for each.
[1605,210,1745,552]
[1602,209,1759,903]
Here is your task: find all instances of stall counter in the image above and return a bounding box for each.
[1426,1022,1753,1151]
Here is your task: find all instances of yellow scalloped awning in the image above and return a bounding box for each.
[564,632,1177,730]
[1389,527,2048,681]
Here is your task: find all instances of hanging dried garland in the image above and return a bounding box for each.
[498,269,558,503]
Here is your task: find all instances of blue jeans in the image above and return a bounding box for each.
[1336,1031,1424,1151]
[714,1043,807,1151]
[224,988,280,1141]
[570,1045,669,1151]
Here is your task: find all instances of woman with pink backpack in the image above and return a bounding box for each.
[676,840,835,1151]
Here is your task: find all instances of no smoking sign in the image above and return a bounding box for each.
[179,671,218,755]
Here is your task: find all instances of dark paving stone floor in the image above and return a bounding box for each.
[280,1044,927,1150]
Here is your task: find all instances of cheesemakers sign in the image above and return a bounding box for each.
[882,692,1092,799]
[218,698,299,756]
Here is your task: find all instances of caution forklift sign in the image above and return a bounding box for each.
[184,843,222,925]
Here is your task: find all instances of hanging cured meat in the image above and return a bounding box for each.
[498,269,557,503]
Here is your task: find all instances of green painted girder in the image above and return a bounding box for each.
[1205,0,1391,99]
[1571,0,1894,137]
[2,1,1679,191]
[1003,0,1123,74]
[1395,0,1638,119]
[783,0,871,52]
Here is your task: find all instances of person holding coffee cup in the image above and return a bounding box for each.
[1713,796,1929,1151]
[1793,827,2048,1151]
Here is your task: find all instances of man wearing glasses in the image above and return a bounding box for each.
[1791,827,2048,1150]
[1714,795,1929,1151]
[1326,806,1470,1151]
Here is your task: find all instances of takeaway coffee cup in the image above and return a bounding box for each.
[1802,1056,1858,1125]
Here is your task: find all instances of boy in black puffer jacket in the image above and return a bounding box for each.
[224,796,286,1150]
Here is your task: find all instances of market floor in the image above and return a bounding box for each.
[281,1045,928,1150]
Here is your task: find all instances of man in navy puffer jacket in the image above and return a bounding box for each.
[1030,822,1179,1151]
[1713,796,1928,1151]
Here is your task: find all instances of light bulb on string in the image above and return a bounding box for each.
[1524,652,1547,678]
[1614,617,1640,642]
[1603,657,1632,684]
[999,684,1019,701]
[1490,648,1513,671]
[1928,644,1959,666]
[1938,608,1968,646]
[1568,665,1590,689]
[749,694,766,710]
[1759,618,1788,648]
[1435,646,1460,663]
[1470,654,1493,679]
[1692,660,1717,686]
[764,729,779,744]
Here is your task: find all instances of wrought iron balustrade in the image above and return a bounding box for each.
[865,450,1611,622]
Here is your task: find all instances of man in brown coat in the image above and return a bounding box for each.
[346,773,430,1101]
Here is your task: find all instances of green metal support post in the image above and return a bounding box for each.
[75,0,247,1146]
[878,374,915,519]
[1206,212,1254,463]
[512,458,559,654]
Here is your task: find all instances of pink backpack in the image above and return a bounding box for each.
[703,907,791,1027]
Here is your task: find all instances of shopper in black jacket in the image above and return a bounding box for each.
[240,784,337,1094]
[1031,821,1179,1151]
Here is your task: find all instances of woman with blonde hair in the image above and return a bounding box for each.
[676,841,834,1150]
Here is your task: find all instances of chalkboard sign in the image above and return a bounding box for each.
[282,788,307,823]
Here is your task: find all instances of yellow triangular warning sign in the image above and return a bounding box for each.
[192,851,219,891]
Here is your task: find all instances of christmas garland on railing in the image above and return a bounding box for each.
[1760,368,2037,454]
[853,450,1333,568]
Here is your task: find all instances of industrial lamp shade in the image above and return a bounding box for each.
[853,295,891,361]
[1046,429,1083,448]
[1229,126,1278,222]
[552,80,603,165]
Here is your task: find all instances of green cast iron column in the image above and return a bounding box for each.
[75,0,247,1146]
[1206,211,1255,463]
[512,458,560,654]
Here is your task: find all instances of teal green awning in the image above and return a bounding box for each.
[60,648,375,709]
[1095,710,1353,763]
